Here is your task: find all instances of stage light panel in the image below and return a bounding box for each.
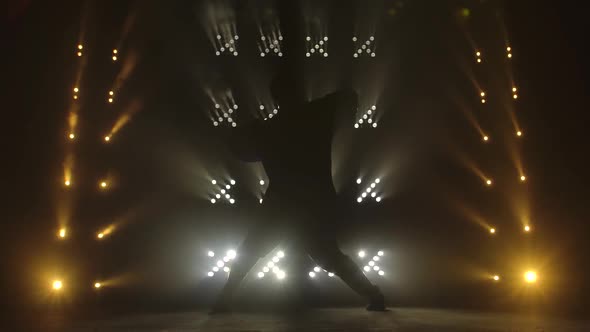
[524,271,537,283]
[52,280,63,290]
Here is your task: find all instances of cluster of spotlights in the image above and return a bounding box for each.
[76,44,83,57]
[259,104,279,120]
[112,49,118,61]
[480,91,486,104]
[256,250,286,280]
[210,179,236,204]
[354,105,378,128]
[212,103,238,127]
[214,34,239,56]
[512,86,518,100]
[358,250,386,276]
[305,36,329,58]
[108,90,114,103]
[352,36,376,58]
[356,178,382,203]
[506,46,513,59]
[475,50,482,63]
[308,266,335,279]
[259,35,283,57]
[206,249,237,277]
[73,87,79,100]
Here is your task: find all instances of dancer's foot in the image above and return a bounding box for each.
[209,301,232,315]
[366,289,387,312]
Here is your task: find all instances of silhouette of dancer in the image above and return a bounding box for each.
[210,1,385,313]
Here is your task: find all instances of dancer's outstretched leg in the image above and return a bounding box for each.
[308,238,386,311]
[210,252,259,314]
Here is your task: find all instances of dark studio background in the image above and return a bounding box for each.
[2,0,589,322]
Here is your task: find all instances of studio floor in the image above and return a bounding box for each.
[36,307,589,332]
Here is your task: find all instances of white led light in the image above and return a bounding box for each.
[378,270,385,276]
[277,250,285,258]
[258,272,265,278]
[369,261,375,266]
[309,272,316,278]
[314,266,321,273]
[328,272,335,277]
[263,267,269,273]
[378,250,384,256]
[358,250,366,258]
[364,266,370,272]
[217,261,224,267]
[207,251,215,257]
[213,267,219,272]
[208,271,214,277]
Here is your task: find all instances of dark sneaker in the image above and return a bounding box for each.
[209,302,232,315]
[366,292,387,311]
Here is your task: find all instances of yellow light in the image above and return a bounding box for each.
[480,92,485,97]
[476,51,481,57]
[513,94,518,99]
[73,95,78,99]
[77,51,82,57]
[78,44,83,50]
[516,131,522,137]
[520,175,526,182]
[69,133,75,140]
[59,228,66,238]
[100,181,108,188]
[493,275,500,281]
[483,135,489,142]
[506,46,511,52]
[52,280,63,290]
[112,56,117,61]
[109,91,114,96]
[113,49,118,54]
[481,99,486,104]
[477,58,481,63]
[486,179,492,186]
[524,271,537,283]
[524,225,531,232]
[73,87,79,93]
[98,232,104,239]
[104,135,111,142]
[108,98,113,103]
[64,180,71,187]
[94,282,101,289]
[490,228,496,234]
[507,53,512,58]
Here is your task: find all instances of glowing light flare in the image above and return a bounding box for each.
[516,130,523,137]
[68,133,75,140]
[377,251,384,256]
[492,275,500,281]
[94,282,102,288]
[64,180,71,187]
[483,135,489,142]
[99,181,108,189]
[309,271,316,278]
[358,251,366,258]
[489,228,496,234]
[524,225,531,232]
[520,175,527,182]
[227,249,237,259]
[524,271,537,283]
[486,179,493,186]
[276,270,286,279]
[104,135,111,142]
[58,228,66,238]
[207,251,215,257]
[52,280,63,290]
[97,233,104,239]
